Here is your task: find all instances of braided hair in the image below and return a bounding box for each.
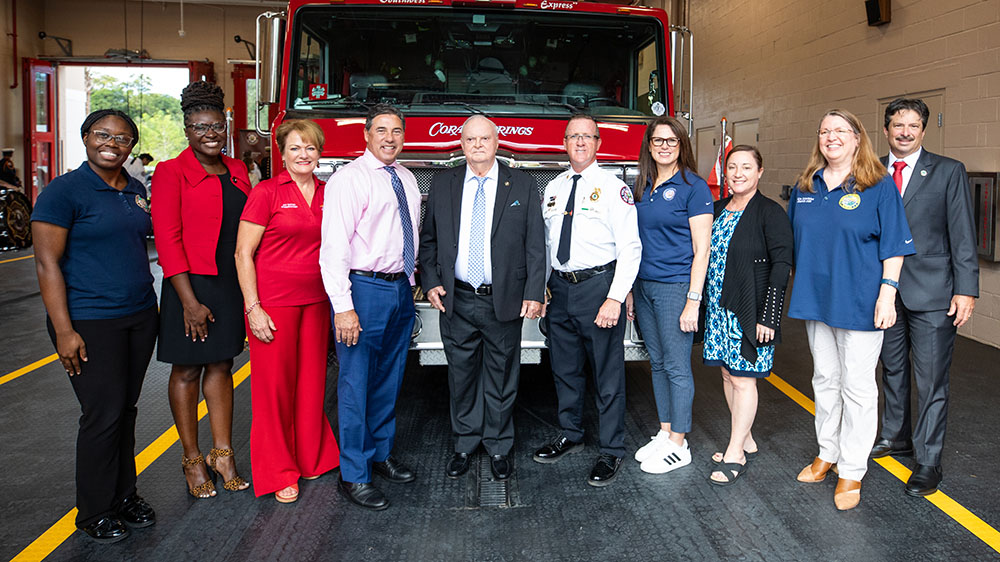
[80,109,139,143]
[180,81,225,121]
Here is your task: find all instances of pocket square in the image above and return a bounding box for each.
[510,200,521,207]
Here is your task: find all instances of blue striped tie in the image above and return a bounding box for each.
[384,165,414,277]
[467,176,488,288]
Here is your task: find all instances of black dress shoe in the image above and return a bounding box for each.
[117,494,156,528]
[587,454,623,487]
[337,477,389,510]
[490,454,512,481]
[446,453,472,479]
[373,455,416,483]
[533,435,584,464]
[78,517,130,544]
[870,437,914,458]
[905,464,942,497]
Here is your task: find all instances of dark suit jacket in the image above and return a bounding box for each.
[419,163,546,322]
[881,150,979,311]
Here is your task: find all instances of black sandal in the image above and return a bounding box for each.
[708,462,747,486]
[711,450,758,465]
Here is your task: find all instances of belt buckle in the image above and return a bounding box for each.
[568,271,578,284]
[475,285,489,296]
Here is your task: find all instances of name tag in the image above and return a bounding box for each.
[796,196,815,204]
[281,203,298,209]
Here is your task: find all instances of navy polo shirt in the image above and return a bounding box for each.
[787,172,914,331]
[32,162,157,320]
[635,171,714,283]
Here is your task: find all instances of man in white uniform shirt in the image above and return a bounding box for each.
[532,114,642,487]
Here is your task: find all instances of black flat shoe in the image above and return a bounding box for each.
[870,437,914,459]
[490,454,512,481]
[533,435,584,464]
[905,464,942,497]
[337,477,389,510]
[587,454,623,487]
[117,494,156,528]
[446,453,472,479]
[373,455,416,484]
[78,517,130,544]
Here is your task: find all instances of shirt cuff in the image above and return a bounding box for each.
[329,295,355,313]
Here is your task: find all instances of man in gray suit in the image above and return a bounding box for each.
[419,115,546,481]
[870,98,979,497]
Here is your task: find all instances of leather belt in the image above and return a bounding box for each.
[455,279,493,295]
[555,261,616,284]
[349,269,406,282]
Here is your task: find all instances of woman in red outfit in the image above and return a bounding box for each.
[152,81,252,498]
[235,119,340,503]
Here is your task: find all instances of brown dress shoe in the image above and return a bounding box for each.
[834,478,862,510]
[797,457,836,483]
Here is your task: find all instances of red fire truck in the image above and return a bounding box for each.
[253,0,692,365]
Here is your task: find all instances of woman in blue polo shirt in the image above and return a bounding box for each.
[788,109,914,511]
[628,116,713,475]
[32,109,159,543]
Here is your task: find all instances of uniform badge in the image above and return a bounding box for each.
[589,187,601,201]
[135,194,150,213]
[662,188,677,201]
[620,187,634,205]
[547,195,557,208]
[839,193,861,210]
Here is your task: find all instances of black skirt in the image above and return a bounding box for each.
[157,172,247,365]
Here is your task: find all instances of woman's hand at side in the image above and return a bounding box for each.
[247,306,277,343]
[756,323,775,344]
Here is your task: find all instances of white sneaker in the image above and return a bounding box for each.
[640,439,692,474]
[634,430,672,463]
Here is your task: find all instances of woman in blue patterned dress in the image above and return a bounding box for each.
[702,146,793,485]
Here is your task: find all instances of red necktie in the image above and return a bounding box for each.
[892,160,907,194]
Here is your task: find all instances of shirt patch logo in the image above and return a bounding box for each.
[620,187,634,206]
[547,195,557,208]
[796,196,815,204]
[281,203,299,209]
[589,187,601,201]
[135,195,150,213]
[839,193,861,210]
[662,188,677,201]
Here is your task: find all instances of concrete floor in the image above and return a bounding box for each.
[1,245,998,562]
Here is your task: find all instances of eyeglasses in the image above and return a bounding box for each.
[90,130,135,147]
[817,128,855,138]
[565,133,599,142]
[650,137,680,147]
[186,122,227,135]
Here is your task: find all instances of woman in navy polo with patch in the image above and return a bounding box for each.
[32,109,158,543]
[152,81,252,499]
[628,116,713,475]
[788,109,914,511]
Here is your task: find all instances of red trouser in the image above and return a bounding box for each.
[247,300,340,496]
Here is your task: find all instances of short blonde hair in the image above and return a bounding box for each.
[275,119,325,152]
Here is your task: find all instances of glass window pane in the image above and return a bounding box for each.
[35,71,49,133]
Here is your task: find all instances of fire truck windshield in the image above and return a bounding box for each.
[288,6,667,119]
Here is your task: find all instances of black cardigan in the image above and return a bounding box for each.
[712,191,794,364]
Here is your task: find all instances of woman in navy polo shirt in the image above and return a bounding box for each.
[32,109,158,543]
[788,109,914,511]
[628,116,713,475]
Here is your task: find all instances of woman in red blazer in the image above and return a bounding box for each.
[151,81,252,498]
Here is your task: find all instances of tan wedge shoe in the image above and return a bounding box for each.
[834,478,862,510]
[796,457,836,483]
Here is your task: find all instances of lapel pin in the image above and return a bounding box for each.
[504,181,510,186]
[920,170,927,177]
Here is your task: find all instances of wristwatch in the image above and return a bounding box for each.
[686,291,702,302]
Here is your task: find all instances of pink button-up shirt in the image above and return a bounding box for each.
[320,149,421,312]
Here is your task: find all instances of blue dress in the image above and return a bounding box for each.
[703,209,773,377]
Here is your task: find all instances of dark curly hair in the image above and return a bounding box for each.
[180,81,225,122]
[80,109,139,144]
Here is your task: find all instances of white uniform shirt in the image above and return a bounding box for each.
[454,160,499,285]
[543,161,642,303]
[887,147,922,196]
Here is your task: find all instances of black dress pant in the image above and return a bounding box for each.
[440,286,523,456]
[546,272,626,457]
[879,296,956,466]
[47,305,158,527]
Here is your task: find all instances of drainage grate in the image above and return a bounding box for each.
[477,456,511,508]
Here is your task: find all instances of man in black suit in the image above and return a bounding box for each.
[419,115,546,481]
[871,98,979,496]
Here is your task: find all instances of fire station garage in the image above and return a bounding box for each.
[1,0,999,560]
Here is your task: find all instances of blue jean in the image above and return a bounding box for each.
[633,278,694,433]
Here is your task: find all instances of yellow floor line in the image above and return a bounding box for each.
[0,254,33,265]
[0,355,58,387]
[10,362,252,562]
[765,372,1000,553]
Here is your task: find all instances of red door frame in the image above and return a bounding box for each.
[22,58,57,203]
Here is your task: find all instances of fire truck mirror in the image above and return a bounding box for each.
[257,13,286,105]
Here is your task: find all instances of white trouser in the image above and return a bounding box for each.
[805,320,884,481]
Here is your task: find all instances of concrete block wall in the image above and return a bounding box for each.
[686,0,1000,347]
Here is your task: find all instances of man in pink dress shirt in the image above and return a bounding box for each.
[320,104,421,511]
